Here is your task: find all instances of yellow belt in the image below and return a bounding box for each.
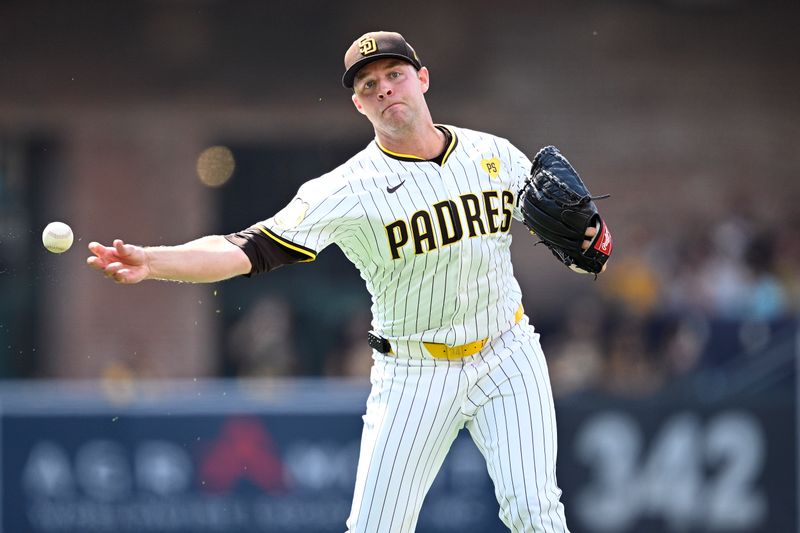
[422,305,524,360]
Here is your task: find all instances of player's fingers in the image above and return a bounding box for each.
[582,225,599,251]
[87,241,112,258]
[113,268,131,283]
[103,261,125,279]
[86,256,107,270]
[114,268,144,284]
[113,239,131,256]
[113,240,144,265]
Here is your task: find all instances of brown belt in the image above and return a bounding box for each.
[367,305,524,360]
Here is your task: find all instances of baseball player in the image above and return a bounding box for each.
[88,31,608,532]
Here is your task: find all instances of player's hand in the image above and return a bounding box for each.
[86,239,150,284]
[581,225,597,251]
[581,226,607,273]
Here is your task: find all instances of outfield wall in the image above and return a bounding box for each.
[0,377,793,533]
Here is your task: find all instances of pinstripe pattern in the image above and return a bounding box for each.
[259,125,569,532]
[466,325,568,532]
[347,322,569,532]
[261,126,530,349]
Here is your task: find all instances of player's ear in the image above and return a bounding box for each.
[418,67,430,94]
[351,93,366,115]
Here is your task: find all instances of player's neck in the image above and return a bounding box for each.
[375,122,445,160]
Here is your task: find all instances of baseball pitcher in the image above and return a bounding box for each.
[88,31,612,532]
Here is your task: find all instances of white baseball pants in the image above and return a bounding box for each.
[345,320,570,532]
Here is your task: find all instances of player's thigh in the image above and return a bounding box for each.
[348,358,464,532]
[467,338,568,532]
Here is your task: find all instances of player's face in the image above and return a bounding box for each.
[351,59,430,133]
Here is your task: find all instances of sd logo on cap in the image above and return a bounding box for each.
[342,31,422,88]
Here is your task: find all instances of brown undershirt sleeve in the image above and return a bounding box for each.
[224,225,313,276]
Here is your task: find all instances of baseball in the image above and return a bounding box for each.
[42,221,74,253]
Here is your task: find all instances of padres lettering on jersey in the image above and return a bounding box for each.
[384,189,515,260]
[259,125,533,348]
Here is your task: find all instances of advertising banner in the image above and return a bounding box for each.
[1,381,794,533]
[556,395,795,533]
[0,382,505,533]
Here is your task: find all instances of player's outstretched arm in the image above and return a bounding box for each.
[86,235,252,284]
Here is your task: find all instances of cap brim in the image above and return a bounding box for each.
[342,54,421,88]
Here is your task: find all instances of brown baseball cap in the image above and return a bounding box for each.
[342,31,422,89]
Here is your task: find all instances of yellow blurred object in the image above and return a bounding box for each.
[196,145,235,187]
[101,361,137,405]
[604,256,661,315]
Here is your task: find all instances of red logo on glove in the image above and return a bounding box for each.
[593,220,613,255]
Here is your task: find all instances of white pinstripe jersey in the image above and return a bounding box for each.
[259,125,532,346]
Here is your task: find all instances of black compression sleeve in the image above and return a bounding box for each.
[224,226,311,275]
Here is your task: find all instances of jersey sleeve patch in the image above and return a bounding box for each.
[481,157,501,179]
[273,197,310,229]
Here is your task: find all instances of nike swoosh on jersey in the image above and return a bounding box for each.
[386,180,406,193]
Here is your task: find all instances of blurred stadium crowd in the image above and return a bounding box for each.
[546,206,798,398]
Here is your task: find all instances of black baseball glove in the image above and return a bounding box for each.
[519,146,613,275]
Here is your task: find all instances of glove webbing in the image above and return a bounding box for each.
[536,169,610,208]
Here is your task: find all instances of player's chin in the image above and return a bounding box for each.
[382,102,404,114]
[381,104,410,123]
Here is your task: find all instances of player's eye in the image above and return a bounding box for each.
[388,71,401,79]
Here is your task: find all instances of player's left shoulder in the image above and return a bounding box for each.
[441,124,491,146]
[445,125,527,183]
[445,124,502,142]
[446,125,518,158]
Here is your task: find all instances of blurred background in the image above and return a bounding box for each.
[0,0,798,532]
